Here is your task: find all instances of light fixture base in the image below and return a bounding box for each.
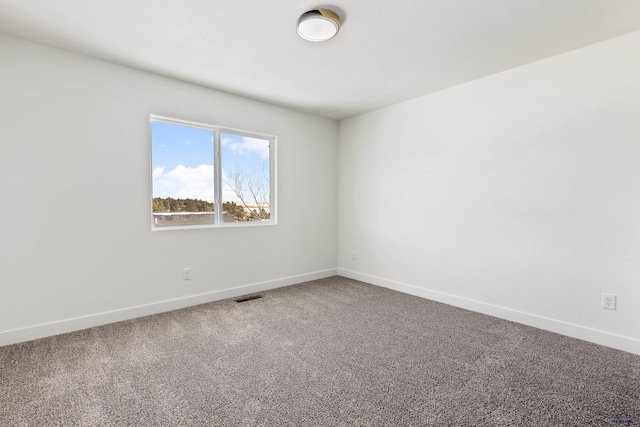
[297,9,341,42]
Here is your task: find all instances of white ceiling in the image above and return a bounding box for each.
[1,1,639,120]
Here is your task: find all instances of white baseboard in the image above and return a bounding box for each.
[338,268,640,356]
[0,269,337,347]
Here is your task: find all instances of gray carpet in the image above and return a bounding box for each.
[1,276,639,426]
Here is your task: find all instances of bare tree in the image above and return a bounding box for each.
[224,167,270,221]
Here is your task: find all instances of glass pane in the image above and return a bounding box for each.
[151,121,215,228]
[221,133,270,222]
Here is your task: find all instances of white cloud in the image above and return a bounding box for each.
[222,135,269,160]
[153,164,214,200]
[152,166,165,179]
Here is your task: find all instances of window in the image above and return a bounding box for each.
[150,115,276,230]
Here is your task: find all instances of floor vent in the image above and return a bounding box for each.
[234,295,263,303]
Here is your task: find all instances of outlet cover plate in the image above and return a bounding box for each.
[602,293,616,310]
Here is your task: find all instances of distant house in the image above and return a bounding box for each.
[153,210,247,227]
[241,202,270,215]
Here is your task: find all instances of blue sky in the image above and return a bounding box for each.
[151,121,213,173]
[152,121,269,203]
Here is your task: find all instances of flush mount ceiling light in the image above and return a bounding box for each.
[297,9,341,42]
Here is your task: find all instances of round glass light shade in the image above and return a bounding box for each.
[297,9,341,42]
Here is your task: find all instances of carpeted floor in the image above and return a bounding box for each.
[1,276,639,426]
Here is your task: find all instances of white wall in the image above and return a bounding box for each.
[0,34,338,344]
[338,31,640,354]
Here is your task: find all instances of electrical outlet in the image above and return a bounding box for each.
[351,250,357,260]
[183,267,191,281]
[601,293,616,310]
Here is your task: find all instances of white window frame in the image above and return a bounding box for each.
[150,114,277,231]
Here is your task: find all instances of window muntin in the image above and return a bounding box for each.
[150,116,275,230]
